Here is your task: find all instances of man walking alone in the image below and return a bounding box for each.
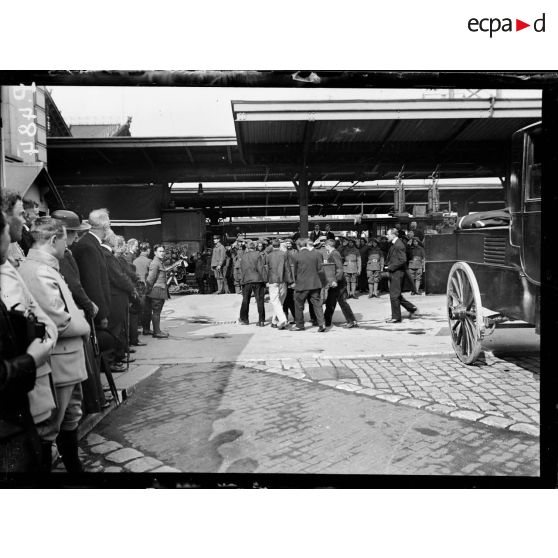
[384,227,417,323]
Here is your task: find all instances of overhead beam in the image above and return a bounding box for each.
[301,120,316,164]
[185,147,195,164]
[95,149,113,165]
[298,169,309,237]
[142,149,155,170]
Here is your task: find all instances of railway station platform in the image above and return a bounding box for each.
[131,293,540,365]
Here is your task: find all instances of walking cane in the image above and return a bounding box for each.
[126,303,130,371]
[90,318,120,406]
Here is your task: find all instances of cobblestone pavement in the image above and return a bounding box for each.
[250,352,540,437]
[53,433,181,473]
[88,357,539,476]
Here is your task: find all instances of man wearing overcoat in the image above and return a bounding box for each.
[238,241,266,326]
[292,238,326,332]
[384,227,417,323]
[71,209,111,329]
[19,217,101,473]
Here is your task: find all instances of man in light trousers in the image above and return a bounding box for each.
[266,238,292,329]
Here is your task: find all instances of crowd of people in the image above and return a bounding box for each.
[0,191,427,474]
[0,192,175,474]
[199,221,426,330]
[183,222,426,301]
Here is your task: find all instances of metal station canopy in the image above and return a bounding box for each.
[47,96,541,235]
[47,96,541,185]
[171,180,506,219]
[231,97,541,180]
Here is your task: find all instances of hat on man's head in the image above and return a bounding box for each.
[51,210,91,231]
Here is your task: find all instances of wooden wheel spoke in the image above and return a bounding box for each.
[455,270,465,301]
[462,280,474,308]
[447,262,483,364]
[461,321,468,354]
[450,277,462,304]
[455,321,463,345]
[464,317,477,345]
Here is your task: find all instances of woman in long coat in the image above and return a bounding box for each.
[146,244,170,338]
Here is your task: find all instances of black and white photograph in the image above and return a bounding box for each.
[1,71,552,487]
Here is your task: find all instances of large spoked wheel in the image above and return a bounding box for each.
[447,262,485,364]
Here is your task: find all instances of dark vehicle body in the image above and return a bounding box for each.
[424,122,541,363]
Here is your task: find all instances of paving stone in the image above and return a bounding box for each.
[484,410,506,417]
[124,456,165,472]
[479,416,515,429]
[449,410,485,422]
[104,466,123,473]
[335,383,361,392]
[375,393,404,403]
[272,369,293,377]
[425,403,459,415]
[84,433,106,446]
[336,367,357,380]
[152,466,182,473]
[508,423,539,437]
[398,398,430,409]
[105,447,145,464]
[358,388,385,397]
[319,380,340,387]
[300,361,321,369]
[89,441,123,454]
[516,396,537,405]
[304,366,338,382]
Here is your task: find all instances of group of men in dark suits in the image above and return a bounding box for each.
[237,236,360,332]
[236,227,419,329]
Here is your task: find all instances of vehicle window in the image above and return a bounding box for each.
[525,132,541,200]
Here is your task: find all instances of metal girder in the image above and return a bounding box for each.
[95,149,113,165]
[142,149,155,170]
[232,98,542,121]
[301,120,316,164]
[185,147,195,164]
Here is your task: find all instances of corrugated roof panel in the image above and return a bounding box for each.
[456,118,537,141]
[70,124,120,138]
[242,121,305,143]
[312,119,393,143]
[388,119,466,142]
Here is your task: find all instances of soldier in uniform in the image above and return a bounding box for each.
[210,236,227,294]
[232,247,243,294]
[365,238,384,298]
[407,237,425,295]
[342,238,361,298]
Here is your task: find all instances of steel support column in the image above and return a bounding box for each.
[298,169,309,237]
